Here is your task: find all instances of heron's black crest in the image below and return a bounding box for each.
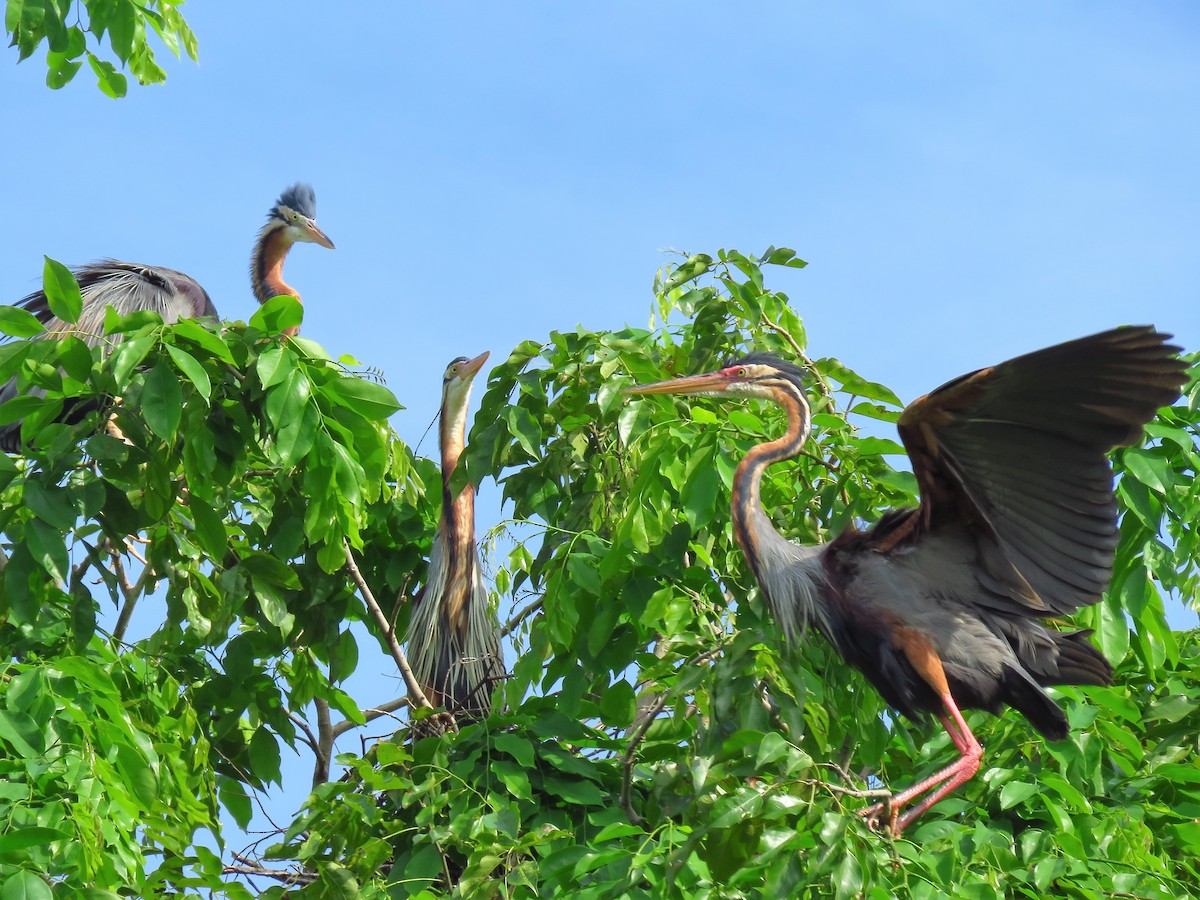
[274,183,318,219]
[725,352,807,391]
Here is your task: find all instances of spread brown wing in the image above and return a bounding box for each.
[894,326,1186,616]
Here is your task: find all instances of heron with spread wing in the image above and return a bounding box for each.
[627,326,1185,835]
[0,183,334,451]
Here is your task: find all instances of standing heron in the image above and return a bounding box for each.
[0,183,334,451]
[626,326,1185,835]
[406,352,506,719]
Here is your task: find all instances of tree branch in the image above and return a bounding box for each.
[224,851,315,886]
[620,646,724,825]
[314,698,332,787]
[343,542,435,712]
[500,593,544,639]
[331,696,410,739]
[760,317,833,399]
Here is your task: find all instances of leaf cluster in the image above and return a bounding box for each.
[6,0,198,96]
[0,250,1197,898]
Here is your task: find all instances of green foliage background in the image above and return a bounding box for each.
[3,7,1199,897]
[0,248,1195,898]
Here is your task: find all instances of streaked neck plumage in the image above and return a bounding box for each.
[251,225,301,308]
[731,384,828,641]
[438,384,477,631]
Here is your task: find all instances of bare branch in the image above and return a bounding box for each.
[621,645,724,825]
[314,698,332,787]
[760,317,833,399]
[343,542,436,712]
[620,691,668,825]
[331,696,411,739]
[500,594,544,639]
[224,851,315,886]
[287,712,320,756]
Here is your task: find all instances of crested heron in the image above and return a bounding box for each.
[0,183,334,451]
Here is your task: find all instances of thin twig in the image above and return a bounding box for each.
[500,594,544,639]
[287,712,320,756]
[224,851,315,886]
[760,318,833,399]
[331,697,411,739]
[343,542,436,712]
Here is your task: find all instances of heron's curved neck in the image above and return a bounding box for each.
[732,385,823,638]
[251,226,300,307]
[732,387,811,555]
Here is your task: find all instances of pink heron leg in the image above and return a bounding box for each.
[892,697,983,835]
[861,629,984,836]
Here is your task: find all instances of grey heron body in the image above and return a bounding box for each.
[406,352,506,719]
[0,183,333,451]
[628,326,1186,835]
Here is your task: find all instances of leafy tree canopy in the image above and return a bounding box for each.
[0,250,1196,897]
[5,0,198,96]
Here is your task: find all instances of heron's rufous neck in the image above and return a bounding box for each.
[731,385,811,565]
[252,227,301,337]
[438,391,477,631]
[440,393,476,548]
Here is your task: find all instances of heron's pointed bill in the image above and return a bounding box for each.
[458,351,490,382]
[625,368,740,397]
[303,219,336,250]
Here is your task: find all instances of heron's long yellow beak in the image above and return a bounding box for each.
[303,219,336,250]
[459,351,490,381]
[624,370,735,396]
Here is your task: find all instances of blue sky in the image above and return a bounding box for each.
[4,0,1198,864]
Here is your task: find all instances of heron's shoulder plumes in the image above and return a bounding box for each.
[272,183,318,220]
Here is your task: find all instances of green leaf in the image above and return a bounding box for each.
[41,256,82,324]
[114,741,158,809]
[325,376,402,420]
[0,826,69,854]
[598,679,636,728]
[241,552,302,590]
[219,776,252,829]
[255,344,292,389]
[87,51,127,98]
[313,863,358,899]
[110,333,156,385]
[166,344,211,402]
[494,759,533,801]
[0,709,43,757]
[25,518,68,583]
[142,360,183,440]
[491,732,535,768]
[249,727,283,786]
[23,477,78,530]
[0,306,46,338]
[250,295,304,335]
[0,871,54,900]
[999,781,1039,809]
[542,775,604,805]
[172,319,234,363]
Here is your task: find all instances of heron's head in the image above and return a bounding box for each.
[269,183,336,249]
[625,352,807,401]
[442,351,490,410]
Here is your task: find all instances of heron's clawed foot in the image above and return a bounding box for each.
[859,798,899,836]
